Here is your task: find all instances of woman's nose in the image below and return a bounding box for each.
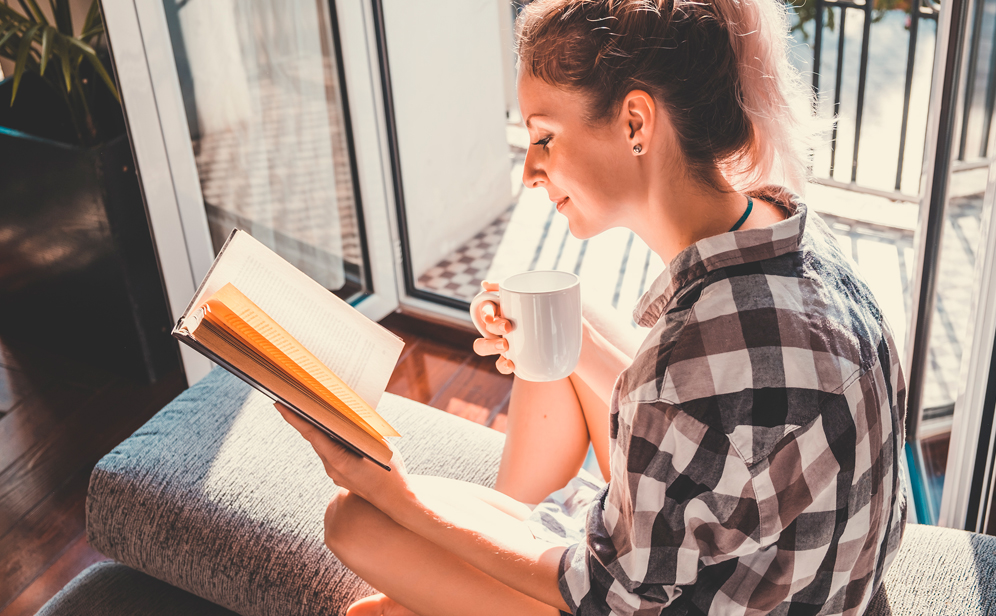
[521,149,544,188]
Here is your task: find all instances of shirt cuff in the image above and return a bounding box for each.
[558,543,581,614]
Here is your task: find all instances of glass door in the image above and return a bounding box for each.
[163,0,360,296]
[371,0,666,330]
[101,0,401,383]
[785,0,996,528]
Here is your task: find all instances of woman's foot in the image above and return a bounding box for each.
[346,593,417,616]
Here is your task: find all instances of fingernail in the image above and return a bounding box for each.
[495,340,506,351]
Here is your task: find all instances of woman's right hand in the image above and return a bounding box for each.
[471,281,516,375]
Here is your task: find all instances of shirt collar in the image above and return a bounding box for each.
[633,192,806,328]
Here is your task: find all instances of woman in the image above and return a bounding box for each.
[276,0,908,614]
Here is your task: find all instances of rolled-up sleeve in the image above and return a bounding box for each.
[558,400,763,616]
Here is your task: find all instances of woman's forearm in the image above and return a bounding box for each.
[573,317,634,406]
[386,486,570,612]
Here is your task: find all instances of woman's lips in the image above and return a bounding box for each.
[555,197,569,211]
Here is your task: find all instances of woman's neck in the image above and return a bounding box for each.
[633,174,750,264]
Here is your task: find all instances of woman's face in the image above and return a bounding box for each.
[518,73,646,239]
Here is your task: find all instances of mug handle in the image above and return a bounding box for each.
[469,291,501,340]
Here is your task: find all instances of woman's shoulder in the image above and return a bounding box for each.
[620,206,896,446]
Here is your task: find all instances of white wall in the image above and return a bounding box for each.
[497,0,517,117]
[382,0,512,278]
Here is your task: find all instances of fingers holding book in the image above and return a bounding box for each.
[275,402,408,507]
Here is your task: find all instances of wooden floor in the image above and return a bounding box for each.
[0,311,512,616]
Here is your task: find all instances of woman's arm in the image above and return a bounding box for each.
[574,315,638,407]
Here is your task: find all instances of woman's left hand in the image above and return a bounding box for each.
[274,402,410,511]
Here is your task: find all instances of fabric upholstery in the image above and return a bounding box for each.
[867,523,996,616]
[86,368,504,616]
[34,561,238,616]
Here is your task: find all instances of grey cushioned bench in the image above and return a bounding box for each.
[36,525,996,615]
[84,368,504,616]
[34,368,996,615]
[35,561,239,616]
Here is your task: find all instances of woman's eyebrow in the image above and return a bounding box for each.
[525,113,549,128]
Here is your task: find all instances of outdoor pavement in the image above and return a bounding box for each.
[192,65,363,293]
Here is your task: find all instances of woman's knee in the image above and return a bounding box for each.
[324,489,370,558]
[581,299,642,359]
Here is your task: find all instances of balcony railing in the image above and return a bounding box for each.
[795,0,996,199]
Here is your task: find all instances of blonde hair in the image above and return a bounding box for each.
[516,0,813,194]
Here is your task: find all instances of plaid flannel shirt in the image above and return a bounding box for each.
[559,193,908,615]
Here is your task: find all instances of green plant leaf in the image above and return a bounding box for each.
[65,30,95,54]
[0,24,18,56]
[38,22,53,74]
[58,34,71,91]
[81,0,99,37]
[0,2,30,24]
[79,24,102,41]
[14,0,49,26]
[68,37,119,102]
[20,0,47,25]
[11,21,40,104]
[85,52,118,101]
[51,0,71,36]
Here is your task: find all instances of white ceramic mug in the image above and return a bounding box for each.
[470,270,582,382]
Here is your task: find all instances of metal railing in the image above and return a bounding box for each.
[800,0,996,196]
[959,0,996,160]
[805,0,941,193]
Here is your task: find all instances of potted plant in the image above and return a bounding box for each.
[1,0,119,144]
[0,0,178,384]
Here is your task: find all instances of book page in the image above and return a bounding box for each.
[205,283,398,438]
[189,318,393,469]
[184,231,403,410]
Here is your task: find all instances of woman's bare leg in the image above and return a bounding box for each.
[493,301,638,502]
[570,373,611,481]
[495,372,611,504]
[328,477,562,616]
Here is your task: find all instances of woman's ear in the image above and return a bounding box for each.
[623,90,655,155]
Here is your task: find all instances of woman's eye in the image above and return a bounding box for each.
[532,136,552,150]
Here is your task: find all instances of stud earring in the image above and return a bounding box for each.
[633,144,642,155]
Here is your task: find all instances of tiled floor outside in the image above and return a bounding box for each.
[191,63,364,292]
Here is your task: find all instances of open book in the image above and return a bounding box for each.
[172,230,405,470]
